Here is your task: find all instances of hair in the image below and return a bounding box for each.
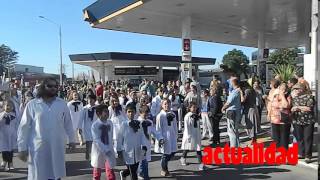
[191,85,197,91]
[289,78,298,85]
[4,100,15,113]
[139,105,150,114]
[88,94,97,101]
[25,90,34,98]
[36,77,58,98]
[296,73,303,78]
[210,86,217,96]
[160,98,170,110]
[188,101,197,110]
[157,88,164,93]
[110,94,122,116]
[95,104,109,115]
[204,89,209,95]
[254,80,261,85]
[270,79,281,89]
[126,102,136,112]
[231,78,240,87]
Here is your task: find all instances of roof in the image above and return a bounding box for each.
[84,0,310,48]
[69,52,215,65]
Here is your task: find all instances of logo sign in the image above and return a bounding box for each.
[183,39,191,51]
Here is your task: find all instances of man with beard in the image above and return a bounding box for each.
[17,77,76,180]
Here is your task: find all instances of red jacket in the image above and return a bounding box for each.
[96,85,103,97]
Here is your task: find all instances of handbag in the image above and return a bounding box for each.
[280,111,290,124]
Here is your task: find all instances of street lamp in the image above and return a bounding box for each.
[39,16,63,87]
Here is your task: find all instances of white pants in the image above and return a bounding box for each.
[201,112,213,138]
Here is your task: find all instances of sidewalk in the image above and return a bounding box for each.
[216,111,319,170]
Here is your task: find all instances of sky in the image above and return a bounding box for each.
[0,0,256,77]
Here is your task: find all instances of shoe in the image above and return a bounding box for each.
[298,155,305,159]
[8,163,14,170]
[202,137,208,140]
[160,170,166,177]
[180,157,187,166]
[160,170,170,177]
[138,175,144,180]
[120,170,125,180]
[198,163,205,171]
[0,162,5,169]
[305,158,312,164]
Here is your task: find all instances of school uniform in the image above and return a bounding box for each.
[169,95,182,130]
[79,104,97,160]
[119,119,147,180]
[150,96,162,119]
[67,100,84,143]
[108,106,127,155]
[154,110,178,172]
[137,116,163,179]
[0,112,17,164]
[91,119,116,180]
[181,112,203,168]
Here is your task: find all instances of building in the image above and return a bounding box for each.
[11,64,61,86]
[69,52,215,82]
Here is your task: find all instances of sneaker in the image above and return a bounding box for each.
[138,175,144,180]
[305,158,312,164]
[298,155,305,159]
[160,170,166,177]
[120,170,125,180]
[198,163,205,171]
[8,163,14,170]
[180,157,187,166]
[160,170,170,177]
[0,162,5,169]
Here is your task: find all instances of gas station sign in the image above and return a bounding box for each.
[182,39,191,62]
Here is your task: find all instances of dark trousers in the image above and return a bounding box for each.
[293,123,314,158]
[122,162,139,180]
[161,153,174,171]
[182,150,202,163]
[173,110,179,128]
[2,151,13,163]
[257,106,263,132]
[271,123,291,149]
[85,141,92,160]
[209,115,221,144]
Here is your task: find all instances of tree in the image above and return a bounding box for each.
[272,64,301,82]
[269,48,301,82]
[222,49,249,77]
[0,44,18,76]
[269,48,300,65]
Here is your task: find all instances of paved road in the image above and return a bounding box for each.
[1,113,318,180]
[0,148,317,180]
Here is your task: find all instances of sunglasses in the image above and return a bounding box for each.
[46,84,58,89]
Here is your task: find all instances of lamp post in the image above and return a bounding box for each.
[39,16,63,87]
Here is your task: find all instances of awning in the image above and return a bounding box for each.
[83,0,310,48]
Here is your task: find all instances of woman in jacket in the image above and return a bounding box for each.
[268,83,292,149]
[291,83,315,163]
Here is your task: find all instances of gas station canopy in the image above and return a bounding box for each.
[69,52,215,66]
[83,0,310,48]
